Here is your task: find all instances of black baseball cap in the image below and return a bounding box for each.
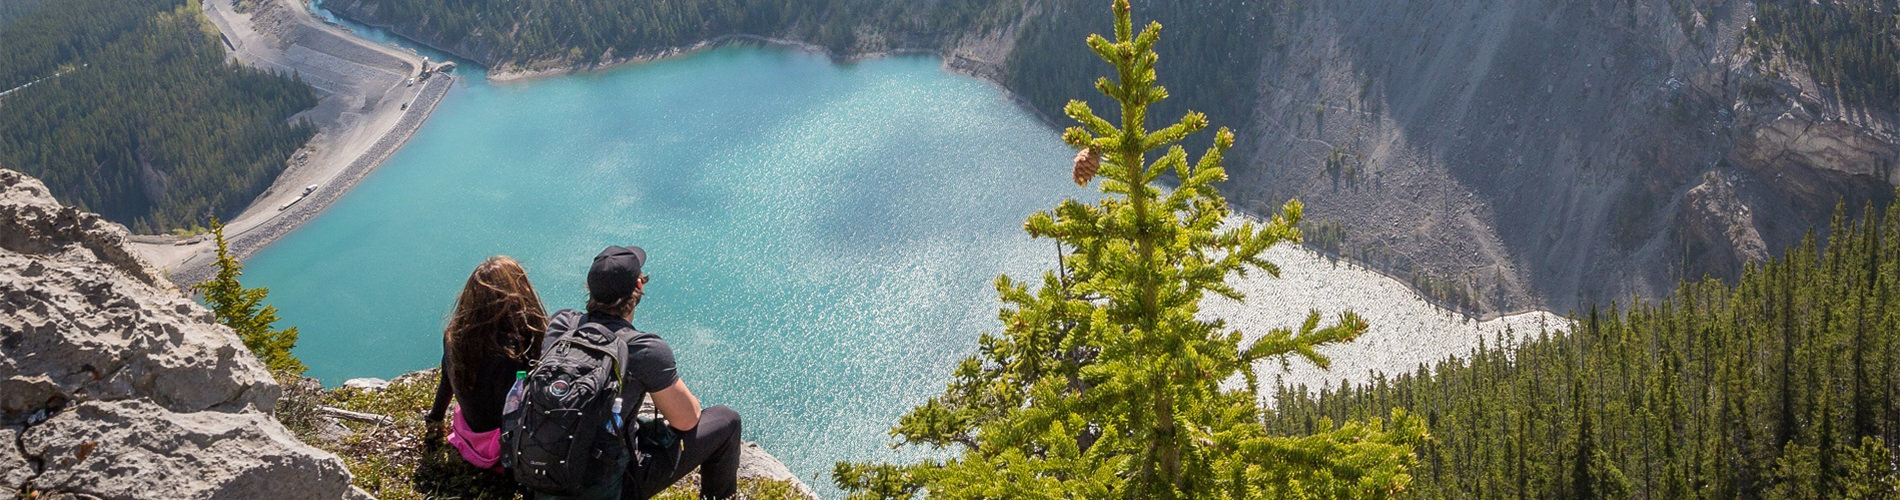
[587,245,646,303]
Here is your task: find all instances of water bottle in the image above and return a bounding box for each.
[503,370,526,415]
[608,397,624,434]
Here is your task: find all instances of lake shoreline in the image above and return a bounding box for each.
[144,19,1048,289]
[478,34,1059,126]
[131,0,454,287]
[139,10,1043,287]
[312,1,1051,127]
[165,74,455,288]
[487,35,940,83]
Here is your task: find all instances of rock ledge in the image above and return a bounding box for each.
[1,169,364,499]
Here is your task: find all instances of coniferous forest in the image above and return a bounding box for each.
[326,0,1270,154]
[0,0,317,233]
[1267,199,1900,499]
[326,0,1021,62]
[1746,0,1900,112]
[0,0,53,28]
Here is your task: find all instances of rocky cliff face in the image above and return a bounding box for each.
[1228,0,1895,313]
[0,169,365,499]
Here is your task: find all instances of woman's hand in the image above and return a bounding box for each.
[421,416,446,451]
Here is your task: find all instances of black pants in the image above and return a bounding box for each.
[536,406,742,500]
[626,405,743,500]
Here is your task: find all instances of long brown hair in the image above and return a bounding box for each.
[445,256,548,397]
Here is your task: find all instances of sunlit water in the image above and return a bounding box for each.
[242,44,1089,493]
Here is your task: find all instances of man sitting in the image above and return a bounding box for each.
[538,245,744,500]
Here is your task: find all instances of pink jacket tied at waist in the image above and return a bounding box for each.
[448,406,504,473]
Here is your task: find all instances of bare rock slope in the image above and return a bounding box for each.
[1,169,364,499]
[1231,0,1896,313]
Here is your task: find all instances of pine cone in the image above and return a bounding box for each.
[1072,148,1101,186]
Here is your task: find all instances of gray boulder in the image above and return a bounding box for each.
[1,427,30,492]
[1,169,277,421]
[341,377,390,392]
[0,169,362,499]
[21,400,364,500]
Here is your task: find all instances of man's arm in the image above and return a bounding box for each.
[649,379,702,431]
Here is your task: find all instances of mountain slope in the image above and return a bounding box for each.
[1235,0,1896,313]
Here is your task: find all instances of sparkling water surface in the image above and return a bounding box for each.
[242,45,1089,493]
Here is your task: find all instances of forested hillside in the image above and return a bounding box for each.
[325,0,1017,57]
[0,0,52,27]
[326,0,1271,153]
[1747,0,1899,112]
[0,0,317,233]
[1267,198,1900,498]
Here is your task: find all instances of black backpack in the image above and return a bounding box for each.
[503,321,631,495]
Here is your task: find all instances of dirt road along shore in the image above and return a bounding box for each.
[131,0,451,285]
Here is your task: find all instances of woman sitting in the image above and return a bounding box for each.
[426,256,548,473]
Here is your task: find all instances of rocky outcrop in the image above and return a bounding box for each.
[0,428,29,493]
[0,172,165,290]
[1677,171,1770,274]
[0,169,364,499]
[1225,0,1899,312]
[1736,100,1900,186]
[739,442,819,499]
[21,400,359,500]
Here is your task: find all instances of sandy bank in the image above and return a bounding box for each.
[165,75,453,287]
[130,0,450,285]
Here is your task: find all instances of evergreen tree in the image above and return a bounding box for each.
[193,218,306,375]
[1568,380,1630,500]
[832,2,1423,498]
[1571,380,1596,500]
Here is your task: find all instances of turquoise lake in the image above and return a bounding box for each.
[241,45,1091,491]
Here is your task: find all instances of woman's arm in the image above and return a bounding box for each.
[649,379,702,431]
[426,352,452,422]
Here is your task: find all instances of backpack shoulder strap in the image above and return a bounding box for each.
[571,321,632,393]
[611,331,631,393]
[540,309,587,356]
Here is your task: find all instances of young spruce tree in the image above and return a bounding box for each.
[193,218,306,375]
[834,2,1424,498]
